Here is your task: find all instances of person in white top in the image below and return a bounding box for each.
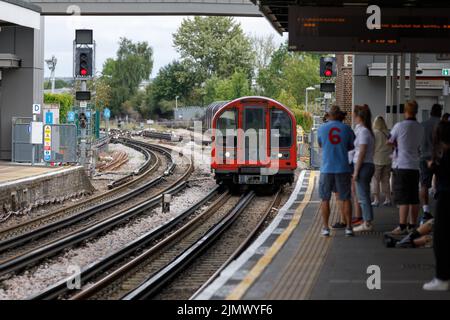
[388,100,424,235]
[352,105,376,232]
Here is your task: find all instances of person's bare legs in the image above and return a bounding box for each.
[399,205,409,224]
[409,204,420,225]
[321,200,331,228]
[420,185,429,211]
[342,199,352,229]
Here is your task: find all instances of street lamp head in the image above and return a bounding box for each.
[306,86,316,91]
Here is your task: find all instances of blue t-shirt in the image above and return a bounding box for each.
[317,120,355,173]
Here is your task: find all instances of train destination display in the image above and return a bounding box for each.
[289,6,450,52]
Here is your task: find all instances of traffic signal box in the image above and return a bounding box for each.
[320,57,337,78]
[75,48,93,78]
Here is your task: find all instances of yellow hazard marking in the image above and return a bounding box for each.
[226,171,317,300]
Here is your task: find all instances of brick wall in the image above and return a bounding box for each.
[335,54,353,125]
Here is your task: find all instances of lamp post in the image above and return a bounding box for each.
[175,96,179,110]
[305,86,316,113]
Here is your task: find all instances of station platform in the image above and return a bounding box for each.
[196,170,450,300]
[0,162,94,214]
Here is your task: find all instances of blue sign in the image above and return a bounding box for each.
[45,111,53,124]
[85,111,91,119]
[67,111,75,122]
[103,108,111,119]
[44,150,51,162]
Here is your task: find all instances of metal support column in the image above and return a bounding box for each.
[386,55,393,128]
[392,55,399,125]
[399,53,406,121]
[410,53,417,101]
[79,80,87,167]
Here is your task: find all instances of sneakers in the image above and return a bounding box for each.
[383,200,392,207]
[352,217,363,226]
[353,222,374,233]
[395,235,415,248]
[420,212,434,225]
[371,200,380,207]
[407,224,417,233]
[345,228,354,237]
[423,278,450,291]
[383,233,399,248]
[321,228,331,237]
[331,222,347,229]
[390,226,408,236]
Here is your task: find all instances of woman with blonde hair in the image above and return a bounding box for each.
[372,116,393,206]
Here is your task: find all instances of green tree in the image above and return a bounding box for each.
[103,38,153,116]
[173,17,254,82]
[93,76,112,111]
[43,93,74,123]
[204,71,253,103]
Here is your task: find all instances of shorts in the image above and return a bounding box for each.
[392,169,420,205]
[419,159,433,188]
[319,173,352,201]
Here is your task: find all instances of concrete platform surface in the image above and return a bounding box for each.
[196,170,450,300]
[0,163,94,214]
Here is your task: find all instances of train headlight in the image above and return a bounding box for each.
[278,153,283,158]
[225,152,231,158]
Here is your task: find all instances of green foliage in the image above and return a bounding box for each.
[204,71,253,103]
[292,109,314,133]
[103,38,153,116]
[173,17,254,82]
[43,93,73,123]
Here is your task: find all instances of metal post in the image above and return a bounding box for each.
[392,55,399,125]
[386,55,392,128]
[79,80,87,167]
[399,53,406,121]
[305,89,308,113]
[410,53,417,101]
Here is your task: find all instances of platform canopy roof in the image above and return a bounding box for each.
[251,0,450,33]
[0,0,41,29]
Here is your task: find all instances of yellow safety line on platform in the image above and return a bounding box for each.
[226,171,317,300]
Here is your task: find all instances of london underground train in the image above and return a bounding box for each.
[210,96,297,187]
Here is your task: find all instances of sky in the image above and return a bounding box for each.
[44,16,287,78]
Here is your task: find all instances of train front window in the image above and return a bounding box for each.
[271,109,292,148]
[216,109,237,147]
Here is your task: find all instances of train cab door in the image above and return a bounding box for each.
[242,106,268,165]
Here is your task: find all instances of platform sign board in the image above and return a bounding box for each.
[103,108,111,119]
[43,125,52,162]
[45,111,54,124]
[32,103,41,115]
[43,103,60,124]
[30,121,43,145]
[289,6,450,52]
[67,111,75,122]
[442,69,450,76]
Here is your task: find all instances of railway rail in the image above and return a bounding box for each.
[0,139,193,278]
[64,188,280,300]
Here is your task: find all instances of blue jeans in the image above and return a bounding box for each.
[355,163,375,222]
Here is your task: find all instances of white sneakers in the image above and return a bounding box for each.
[353,222,374,232]
[321,228,331,237]
[423,278,450,291]
[371,200,380,207]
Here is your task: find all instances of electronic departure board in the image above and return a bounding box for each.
[288,6,450,53]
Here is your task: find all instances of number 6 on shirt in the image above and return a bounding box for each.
[328,127,342,145]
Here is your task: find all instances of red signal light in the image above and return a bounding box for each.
[80,68,87,76]
[324,69,333,77]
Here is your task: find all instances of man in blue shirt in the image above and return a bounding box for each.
[317,105,355,237]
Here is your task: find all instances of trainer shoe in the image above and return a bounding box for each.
[383,200,392,207]
[345,228,354,237]
[353,222,374,233]
[407,224,417,233]
[420,212,434,225]
[423,278,450,291]
[352,217,363,226]
[390,226,408,236]
[383,233,399,248]
[395,235,415,248]
[371,200,380,207]
[331,222,346,229]
[321,228,331,237]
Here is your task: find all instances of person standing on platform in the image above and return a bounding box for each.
[423,121,450,291]
[419,104,442,224]
[352,105,376,232]
[317,105,355,237]
[388,100,424,235]
[371,116,393,207]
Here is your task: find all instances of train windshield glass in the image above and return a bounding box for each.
[271,109,292,147]
[216,109,237,147]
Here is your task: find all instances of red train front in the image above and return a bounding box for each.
[211,96,297,187]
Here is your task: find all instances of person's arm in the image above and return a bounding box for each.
[354,144,367,180]
[387,124,397,147]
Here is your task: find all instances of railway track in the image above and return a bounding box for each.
[64,189,280,300]
[0,139,193,278]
